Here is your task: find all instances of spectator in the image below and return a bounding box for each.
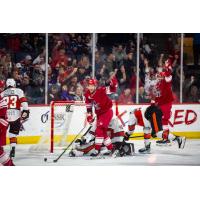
[12,69,22,88]
[33,50,47,72]
[68,85,76,98]
[186,85,200,103]
[21,75,34,103]
[104,53,115,75]
[79,56,91,76]
[183,75,196,101]
[48,67,57,85]
[138,86,150,103]
[77,66,88,82]
[118,88,133,104]
[52,47,68,68]
[74,86,85,101]
[99,47,107,62]
[0,64,6,80]
[116,65,127,91]
[30,75,45,104]
[21,38,33,53]
[31,64,45,87]
[113,44,126,64]
[69,75,78,88]
[60,84,74,101]
[20,55,33,77]
[123,52,136,80]
[96,64,110,81]
[95,51,103,72]
[7,34,21,53]
[1,33,199,105]
[2,65,10,80]
[57,66,68,85]
[48,84,60,103]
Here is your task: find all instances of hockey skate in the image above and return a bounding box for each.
[174,136,186,149]
[10,147,15,158]
[156,139,172,146]
[138,143,151,154]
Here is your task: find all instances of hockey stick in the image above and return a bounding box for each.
[52,124,93,163]
[129,135,144,139]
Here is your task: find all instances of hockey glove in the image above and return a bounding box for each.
[21,110,30,120]
[87,112,94,124]
[124,132,131,141]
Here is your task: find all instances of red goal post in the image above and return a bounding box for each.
[50,100,87,153]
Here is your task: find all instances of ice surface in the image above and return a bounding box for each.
[3,139,200,166]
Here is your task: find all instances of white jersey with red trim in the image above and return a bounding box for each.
[128,107,151,132]
[90,116,125,143]
[71,116,125,156]
[0,87,28,122]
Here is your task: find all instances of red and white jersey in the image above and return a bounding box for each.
[145,72,174,105]
[0,95,7,119]
[0,87,28,122]
[128,107,151,131]
[85,87,113,116]
[90,116,125,143]
[85,77,118,116]
[155,73,174,105]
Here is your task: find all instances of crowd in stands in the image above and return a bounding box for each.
[0,33,199,104]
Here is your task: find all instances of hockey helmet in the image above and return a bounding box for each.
[6,78,16,88]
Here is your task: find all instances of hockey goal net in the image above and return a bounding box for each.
[30,101,87,153]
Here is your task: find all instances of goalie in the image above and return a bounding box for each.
[68,117,134,157]
[126,104,186,153]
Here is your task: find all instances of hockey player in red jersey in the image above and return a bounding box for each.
[145,58,174,145]
[155,59,174,145]
[0,80,15,166]
[84,76,118,156]
[0,78,29,157]
[126,104,186,153]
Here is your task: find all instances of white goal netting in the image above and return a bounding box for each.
[29,101,87,153]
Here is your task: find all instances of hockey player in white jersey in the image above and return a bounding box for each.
[68,117,134,157]
[0,78,30,157]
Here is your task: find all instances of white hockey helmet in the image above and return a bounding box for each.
[6,78,16,88]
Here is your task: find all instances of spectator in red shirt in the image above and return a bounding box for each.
[52,47,68,68]
[57,66,68,84]
[118,88,133,104]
